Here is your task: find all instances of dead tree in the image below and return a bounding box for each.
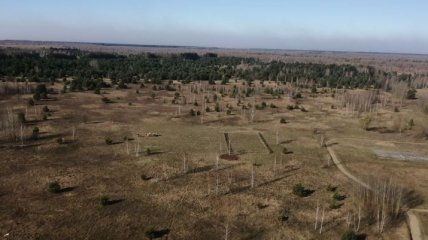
[183,153,188,173]
[135,140,140,157]
[250,108,255,122]
[276,130,279,145]
[250,164,255,188]
[356,206,361,232]
[320,135,327,148]
[315,201,320,230]
[215,174,219,197]
[319,206,325,234]
[273,155,277,177]
[20,124,24,146]
[126,138,129,155]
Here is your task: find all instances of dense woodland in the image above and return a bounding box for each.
[0,48,426,91]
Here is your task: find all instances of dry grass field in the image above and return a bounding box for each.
[1,80,427,239]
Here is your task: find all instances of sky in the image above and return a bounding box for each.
[0,0,427,54]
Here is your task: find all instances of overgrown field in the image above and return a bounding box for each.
[0,80,427,239]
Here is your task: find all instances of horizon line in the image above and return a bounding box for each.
[1,39,428,57]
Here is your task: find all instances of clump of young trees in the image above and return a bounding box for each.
[351,177,406,233]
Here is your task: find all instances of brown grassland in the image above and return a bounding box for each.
[1,78,427,239]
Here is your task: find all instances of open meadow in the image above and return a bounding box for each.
[1,73,427,239]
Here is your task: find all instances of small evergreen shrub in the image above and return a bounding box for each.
[292,184,312,197]
[17,112,26,123]
[100,196,110,206]
[326,184,337,192]
[105,137,113,145]
[48,181,61,193]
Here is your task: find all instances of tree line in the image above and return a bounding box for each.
[0,48,423,90]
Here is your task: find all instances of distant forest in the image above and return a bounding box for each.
[0,48,421,90]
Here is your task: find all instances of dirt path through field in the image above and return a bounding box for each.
[326,139,428,240]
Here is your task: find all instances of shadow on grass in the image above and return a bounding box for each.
[257,174,294,187]
[166,163,244,181]
[187,165,214,174]
[404,190,424,208]
[105,199,125,206]
[228,185,251,194]
[146,228,170,239]
[146,151,165,156]
[280,139,294,144]
[303,189,315,197]
[58,186,77,193]
[326,142,338,147]
[38,133,63,141]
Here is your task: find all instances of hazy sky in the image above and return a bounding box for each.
[1,0,427,53]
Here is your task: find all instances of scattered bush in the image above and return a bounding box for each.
[333,192,346,201]
[146,148,152,156]
[408,119,415,129]
[215,103,221,112]
[32,127,40,140]
[282,147,290,154]
[341,230,358,240]
[329,199,342,209]
[141,174,152,181]
[205,107,210,112]
[257,202,268,209]
[286,105,294,110]
[105,137,113,145]
[101,97,113,104]
[406,88,417,99]
[360,114,373,130]
[292,184,312,197]
[57,137,65,144]
[17,112,26,123]
[326,184,337,192]
[311,85,317,94]
[48,181,61,193]
[33,84,48,100]
[293,92,302,99]
[278,209,290,223]
[280,117,287,124]
[394,106,400,112]
[28,98,35,106]
[145,227,156,239]
[100,196,110,206]
[42,106,50,113]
